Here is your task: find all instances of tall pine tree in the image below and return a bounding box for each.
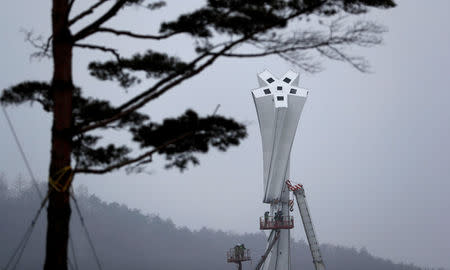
[1,0,395,269]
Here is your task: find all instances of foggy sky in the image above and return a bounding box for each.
[1,0,449,269]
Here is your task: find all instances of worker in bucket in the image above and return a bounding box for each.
[235,244,241,259]
[264,211,269,225]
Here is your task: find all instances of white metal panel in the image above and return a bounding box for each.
[252,91,276,194]
[281,70,300,86]
[265,106,288,202]
[258,70,277,87]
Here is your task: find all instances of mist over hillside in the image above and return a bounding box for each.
[0,178,438,270]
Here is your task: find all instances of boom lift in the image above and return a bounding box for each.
[227,244,251,270]
[286,180,326,270]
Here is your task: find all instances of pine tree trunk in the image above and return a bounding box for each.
[44,1,73,269]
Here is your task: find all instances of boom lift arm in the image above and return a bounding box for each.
[287,181,326,270]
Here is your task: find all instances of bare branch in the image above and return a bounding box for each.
[73,0,128,41]
[228,17,386,73]
[74,43,121,61]
[69,0,109,26]
[277,52,322,73]
[42,35,53,56]
[214,41,331,58]
[21,30,53,59]
[95,27,180,40]
[316,45,368,72]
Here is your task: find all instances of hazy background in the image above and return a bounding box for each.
[1,0,449,269]
[0,182,430,270]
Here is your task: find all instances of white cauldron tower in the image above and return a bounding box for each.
[252,70,325,270]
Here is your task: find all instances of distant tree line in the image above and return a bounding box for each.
[0,177,442,270]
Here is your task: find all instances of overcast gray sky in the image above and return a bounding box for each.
[1,0,449,269]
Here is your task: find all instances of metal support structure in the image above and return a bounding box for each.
[255,230,281,270]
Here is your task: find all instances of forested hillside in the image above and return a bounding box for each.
[0,179,432,270]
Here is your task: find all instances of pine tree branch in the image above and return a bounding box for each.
[69,0,109,26]
[113,45,222,113]
[95,27,180,40]
[73,0,128,41]
[74,43,120,61]
[76,37,247,135]
[74,131,194,174]
[75,0,329,134]
[107,2,328,111]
